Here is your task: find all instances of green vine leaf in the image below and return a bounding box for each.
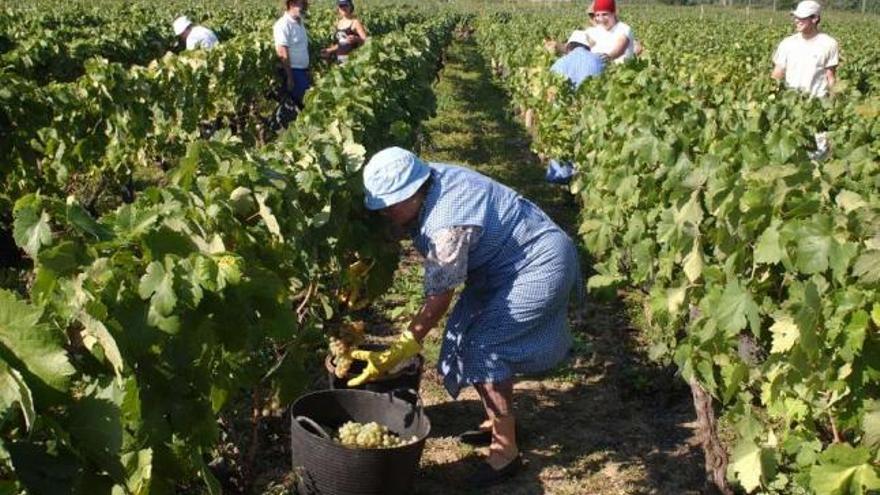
[137,261,176,316]
[716,279,760,337]
[0,290,74,392]
[754,223,783,265]
[810,444,880,495]
[13,206,52,259]
[769,315,799,354]
[0,360,35,430]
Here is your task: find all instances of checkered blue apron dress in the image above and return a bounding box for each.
[413,164,578,398]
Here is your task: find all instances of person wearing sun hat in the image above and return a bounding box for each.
[352,146,581,486]
[771,0,839,98]
[545,30,604,184]
[551,30,605,88]
[172,16,218,51]
[584,0,635,64]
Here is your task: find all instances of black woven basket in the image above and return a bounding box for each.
[326,344,423,400]
[289,389,431,495]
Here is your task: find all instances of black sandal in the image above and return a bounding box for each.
[458,427,492,446]
[458,424,522,446]
[467,454,525,487]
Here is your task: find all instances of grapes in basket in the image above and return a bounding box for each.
[335,421,418,449]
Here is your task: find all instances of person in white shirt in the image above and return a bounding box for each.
[584,0,635,65]
[172,16,218,51]
[771,0,839,98]
[274,0,310,110]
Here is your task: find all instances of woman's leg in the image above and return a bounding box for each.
[474,379,518,469]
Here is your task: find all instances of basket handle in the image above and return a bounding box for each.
[390,388,423,410]
[295,415,332,440]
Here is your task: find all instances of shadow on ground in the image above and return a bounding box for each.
[415,296,703,495]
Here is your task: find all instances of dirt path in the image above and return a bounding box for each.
[393,38,707,495]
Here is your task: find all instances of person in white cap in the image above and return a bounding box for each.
[350,146,581,487]
[771,0,839,98]
[172,16,218,51]
[545,31,605,184]
[551,30,605,89]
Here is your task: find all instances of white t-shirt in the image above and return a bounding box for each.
[186,26,218,50]
[273,13,309,69]
[772,32,839,98]
[586,21,634,64]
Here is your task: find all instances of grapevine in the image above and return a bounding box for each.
[0,7,457,492]
[475,6,880,494]
[338,259,376,310]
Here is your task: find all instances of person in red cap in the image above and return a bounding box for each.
[585,0,636,64]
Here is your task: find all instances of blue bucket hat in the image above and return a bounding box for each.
[363,147,430,210]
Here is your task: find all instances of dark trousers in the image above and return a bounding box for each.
[272,66,311,130]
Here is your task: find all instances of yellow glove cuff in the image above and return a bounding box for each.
[396,330,422,355]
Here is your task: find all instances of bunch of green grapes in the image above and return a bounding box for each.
[330,337,355,378]
[335,421,418,449]
[329,321,365,378]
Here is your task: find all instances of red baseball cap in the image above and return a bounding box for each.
[592,0,616,13]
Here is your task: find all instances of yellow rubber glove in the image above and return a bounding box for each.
[347,330,421,387]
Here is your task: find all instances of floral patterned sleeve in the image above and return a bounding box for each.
[423,226,483,296]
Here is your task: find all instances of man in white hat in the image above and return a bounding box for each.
[551,30,605,89]
[544,30,604,184]
[172,16,218,51]
[771,0,839,98]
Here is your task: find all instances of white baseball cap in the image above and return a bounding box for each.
[172,16,192,36]
[791,0,821,18]
[567,30,590,47]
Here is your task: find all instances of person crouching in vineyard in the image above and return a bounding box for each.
[545,30,604,184]
[771,0,839,157]
[351,147,581,486]
[273,0,310,126]
[172,16,218,51]
[584,0,636,64]
[320,0,368,64]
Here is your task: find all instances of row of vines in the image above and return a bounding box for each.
[0,2,457,491]
[476,4,879,494]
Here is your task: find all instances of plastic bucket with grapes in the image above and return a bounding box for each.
[326,343,423,402]
[289,388,431,495]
